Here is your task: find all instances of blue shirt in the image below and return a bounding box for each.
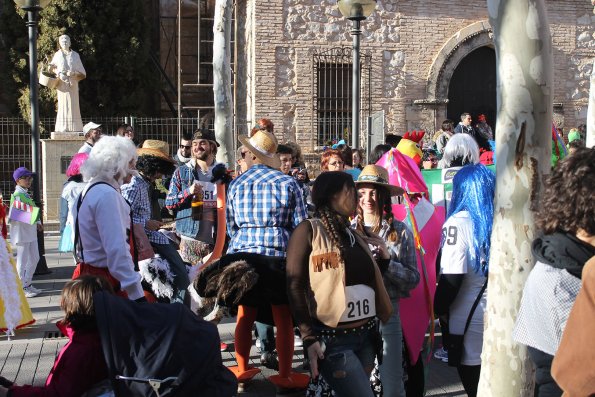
[122,175,169,245]
[226,164,308,257]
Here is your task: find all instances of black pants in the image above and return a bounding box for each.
[405,352,424,397]
[527,346,563,397]
[457,365,480,397]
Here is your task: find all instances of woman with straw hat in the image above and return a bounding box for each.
[353,165,420,397]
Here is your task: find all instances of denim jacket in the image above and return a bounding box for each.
[165,160,219,244]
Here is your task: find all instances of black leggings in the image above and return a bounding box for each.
[456,365,480,397]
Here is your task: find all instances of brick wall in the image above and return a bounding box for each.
[246,0,593,152]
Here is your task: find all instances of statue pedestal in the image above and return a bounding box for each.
[51,131,83,139]
[41,137,85,222]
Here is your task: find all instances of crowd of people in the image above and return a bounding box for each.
[0,113,593,397]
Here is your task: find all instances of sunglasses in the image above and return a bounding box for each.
[180,144,191,149]
[240,151,250,159]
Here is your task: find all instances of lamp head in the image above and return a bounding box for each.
[14,0,50,10]
[338,0,377,21]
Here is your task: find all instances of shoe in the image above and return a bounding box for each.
[293,335,303,348]
[260,351,279,371]
[220,342,228,352]
[23,287,39,298]
[28,285,42,294]
[255,338,262,350]
[434,346,448,362]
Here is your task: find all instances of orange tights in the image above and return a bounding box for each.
[235,304,294,377]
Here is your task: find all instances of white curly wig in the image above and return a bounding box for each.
[438,133,480,168]
[81,136,137,185]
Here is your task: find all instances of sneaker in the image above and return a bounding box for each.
[23,286,39,298]
[28,285,42,294]
[260,351,279,371]
[220,342,228,352]
[434,346,448,362]
[294,335,303,348]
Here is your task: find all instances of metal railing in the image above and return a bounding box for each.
[0,116,203,200]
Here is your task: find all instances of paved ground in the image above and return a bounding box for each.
[0,235,466,396]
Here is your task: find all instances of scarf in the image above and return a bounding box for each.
[532,232,595,279]
[177,150,191,164]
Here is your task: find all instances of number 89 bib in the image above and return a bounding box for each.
[339,284,376,323]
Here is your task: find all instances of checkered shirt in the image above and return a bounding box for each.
[226,164,308,257]
[121,175,168,245]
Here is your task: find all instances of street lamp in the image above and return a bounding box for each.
[338,0,376,149]
[14,0,51,275]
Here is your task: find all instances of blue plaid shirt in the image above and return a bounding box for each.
[226,164,308,257]
[121,175,169,245]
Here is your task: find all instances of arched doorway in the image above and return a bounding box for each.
[447,46,497,132]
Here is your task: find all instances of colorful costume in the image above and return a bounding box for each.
[0,235,35,336]
[9,186,41,290]
[376,149,442,365]
[395,130,425,167]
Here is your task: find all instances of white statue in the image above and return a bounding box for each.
[49,35,86,133]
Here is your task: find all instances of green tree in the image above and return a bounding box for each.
[1,0,158,119]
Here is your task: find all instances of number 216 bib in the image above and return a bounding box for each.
[339,284,376,323]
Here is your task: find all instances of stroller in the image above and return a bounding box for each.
[84,291,237,396]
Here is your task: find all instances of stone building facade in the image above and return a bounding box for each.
[162,0,593,154]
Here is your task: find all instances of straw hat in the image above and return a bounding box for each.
[355,165,405,196]
[238,130,281,168]
[137,140,175,164]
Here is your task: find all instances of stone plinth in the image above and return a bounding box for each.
[50,131,83,139]
[41,137,85,222]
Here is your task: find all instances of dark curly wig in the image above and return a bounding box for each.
[136,154,176,178]
[536,147,595,236]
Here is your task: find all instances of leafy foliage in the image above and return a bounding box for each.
[0,0,158,119]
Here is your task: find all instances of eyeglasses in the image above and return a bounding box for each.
[240,151,250,159]
[328,161,344,167]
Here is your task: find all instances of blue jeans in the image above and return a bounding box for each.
[255,321,275,353]
[379,299,405,397]
[318,326,377,397]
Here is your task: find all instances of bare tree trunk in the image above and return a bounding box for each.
[477,1,553,395]
[587,58,594,148]
[213,0,234,166]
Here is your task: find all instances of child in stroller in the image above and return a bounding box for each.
[0,275,237,397]
[0,276,111,396]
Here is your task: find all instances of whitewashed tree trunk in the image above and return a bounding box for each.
[478,1,553,395]
[587,58,594,148]
[213,0,234,166]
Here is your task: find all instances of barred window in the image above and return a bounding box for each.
[313,47,371,147]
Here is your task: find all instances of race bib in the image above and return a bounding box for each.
[339,284,376,323]
[196,181,217,209]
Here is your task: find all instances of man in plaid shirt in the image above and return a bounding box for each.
[121,141,190,305]
[224,119,310,390]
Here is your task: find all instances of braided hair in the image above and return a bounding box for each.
[355,184,399,243]
[311,172,356,262]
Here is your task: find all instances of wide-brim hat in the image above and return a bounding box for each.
[137,140,175,164]
[239,130,281,169]
[355,165,405,196]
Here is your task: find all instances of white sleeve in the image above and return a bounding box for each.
[440,217,470,275]
[94,193,143,300]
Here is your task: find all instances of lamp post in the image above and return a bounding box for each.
[338,0,376,149]
[14,0,51,275]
